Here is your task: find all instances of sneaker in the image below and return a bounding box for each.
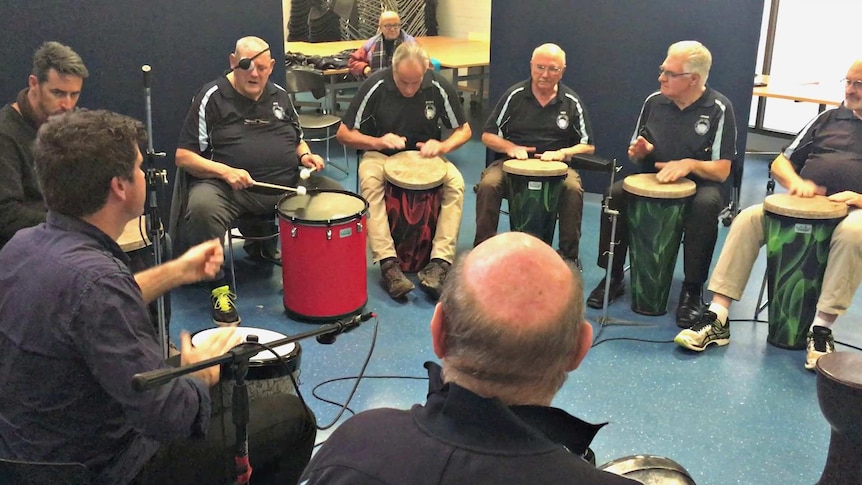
[418,259,451,299]
[674,310,730,351]
[805,326,835,371]
[381,259,414,299]
[211,285,241,326]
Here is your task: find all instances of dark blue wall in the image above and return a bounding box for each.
[0,0,285,213]
[489,0,765,193]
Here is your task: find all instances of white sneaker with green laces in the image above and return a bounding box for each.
[674,310,730,351]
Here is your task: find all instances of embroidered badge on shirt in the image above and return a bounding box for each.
[556,112,570,130]
[425,101,436,120]
[694,115,710,135]
[272,102,286,120]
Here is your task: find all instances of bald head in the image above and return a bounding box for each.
[234,36,269,56]
[531,43,566,66]
[433,232,590,405]
[462,232,575,330]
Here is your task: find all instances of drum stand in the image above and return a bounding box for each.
[594,159,649,329]
[142,65,170,358]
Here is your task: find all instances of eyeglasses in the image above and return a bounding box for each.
[533,64,563,74]
[659,67,692,79]
[381,23,401,29]
[842,78,862,90]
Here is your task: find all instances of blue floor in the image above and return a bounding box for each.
[166,114,860,484]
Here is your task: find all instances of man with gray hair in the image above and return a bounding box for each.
[300,232,636,484]
[587,40,738,330]
[0,41,88,250]
[337,42,471,301]
[348,10,415,78]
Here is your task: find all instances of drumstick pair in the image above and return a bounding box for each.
[253,181,307,195]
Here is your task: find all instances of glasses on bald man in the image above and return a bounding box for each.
[659,67,692,79]
[533,64,563,74]
[381,23,401,29]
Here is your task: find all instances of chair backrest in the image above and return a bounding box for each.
[284,68,327,99]
[0,458,91,485]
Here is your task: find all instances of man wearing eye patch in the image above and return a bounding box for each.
[475,43,594,267]
[587,40,737,331]
[173,36,341,327]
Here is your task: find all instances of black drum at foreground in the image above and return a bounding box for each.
[599,455,696,485]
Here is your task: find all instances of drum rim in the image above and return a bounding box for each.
[763,193,848,220]
[191,327,301,364]
[622,173,696,198]
[502,159,568,177]
[277,189,369,226]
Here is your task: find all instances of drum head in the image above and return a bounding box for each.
[502,159,568,177]
[623,173,696,199]
[117,216,152,252]
[383,151,447,190]
[599,455,696,485]
[278,189,368,225]
[764,193,847,220]
[816,352,862,389]
[192,327,296,363]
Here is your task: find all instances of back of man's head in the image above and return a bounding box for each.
[34,109,145,218]
[434,232,591,406]
[31,41,89,83]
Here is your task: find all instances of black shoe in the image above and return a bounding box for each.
[586,276,625,309]
[675,286,703,328]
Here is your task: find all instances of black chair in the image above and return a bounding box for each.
[227,212,281,298]
[0,458,90,484]
[719,157,744,226]
[284,68,348,175]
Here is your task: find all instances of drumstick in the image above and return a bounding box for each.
[252,181,307,195]
[299,166,317,180]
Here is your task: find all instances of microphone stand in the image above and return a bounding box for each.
[132,313,372,484]
[141,65,170,359]
[593,159,649,331]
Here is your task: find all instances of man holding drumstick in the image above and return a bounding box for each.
[587,40,737,330]
[475,43,595,265]
[337,41,471,300]
[173,36,341,326]
[676,59,862,370]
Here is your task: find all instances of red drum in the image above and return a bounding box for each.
[278,190,369,321]
[383,151,447,272]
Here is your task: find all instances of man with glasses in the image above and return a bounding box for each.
[0,41,88,251]
[348,10,415,78]
[337,42,471,301]
[171,36,341,326]
[587,40,737,331]
[675,59,862,370]
[475,43,594,265]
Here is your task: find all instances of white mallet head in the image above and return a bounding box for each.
[300,168,312,179]
[296,185,307,195]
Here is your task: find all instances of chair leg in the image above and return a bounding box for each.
[325,126,348,175]
[754,269,768,319]
[227,229,238,298]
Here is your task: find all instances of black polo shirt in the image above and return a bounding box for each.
[177,76,303,186]
[341,67,468,156]
[784,104,862,195]
[632,87,737,183]
[483,79,593,156]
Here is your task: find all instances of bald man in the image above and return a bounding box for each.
[300,232,637,485]
[348,10,415,77]
[676,59,862,370]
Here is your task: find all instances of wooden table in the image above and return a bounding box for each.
[285,36,491,109]
[752,74,842,130]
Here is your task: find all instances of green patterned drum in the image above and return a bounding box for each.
[624,174,696,316]
[764,194,847,349]
[503,159,568,245]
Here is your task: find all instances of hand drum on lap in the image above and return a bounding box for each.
[278,190,369,321]
[383,151,447,273]
[623,174,696,316]
[191,327,301,414]
[502,159,568,245]
[763,194,847,349]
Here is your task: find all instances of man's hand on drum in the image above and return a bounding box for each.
[829,190,862,208]
[416,139,445,157]
[222,166,255,190]
[377,133,407,151]
[628,135,654,160]
[535,150,566,161]
[505,145,536,160]
[178,239,225,284]
[180,326,241,387]
[654,159,693,183]
[788,178,826,198]
[302,152,326,171]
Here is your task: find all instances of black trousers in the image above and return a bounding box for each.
[596,178,724,286]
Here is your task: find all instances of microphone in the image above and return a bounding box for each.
[317,311,375,344]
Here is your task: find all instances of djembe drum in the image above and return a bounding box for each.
[383,151,447,272]
[815,352,862,484]
[502,159,568,245]
[763,194,847,349]
[623,173,696,316]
